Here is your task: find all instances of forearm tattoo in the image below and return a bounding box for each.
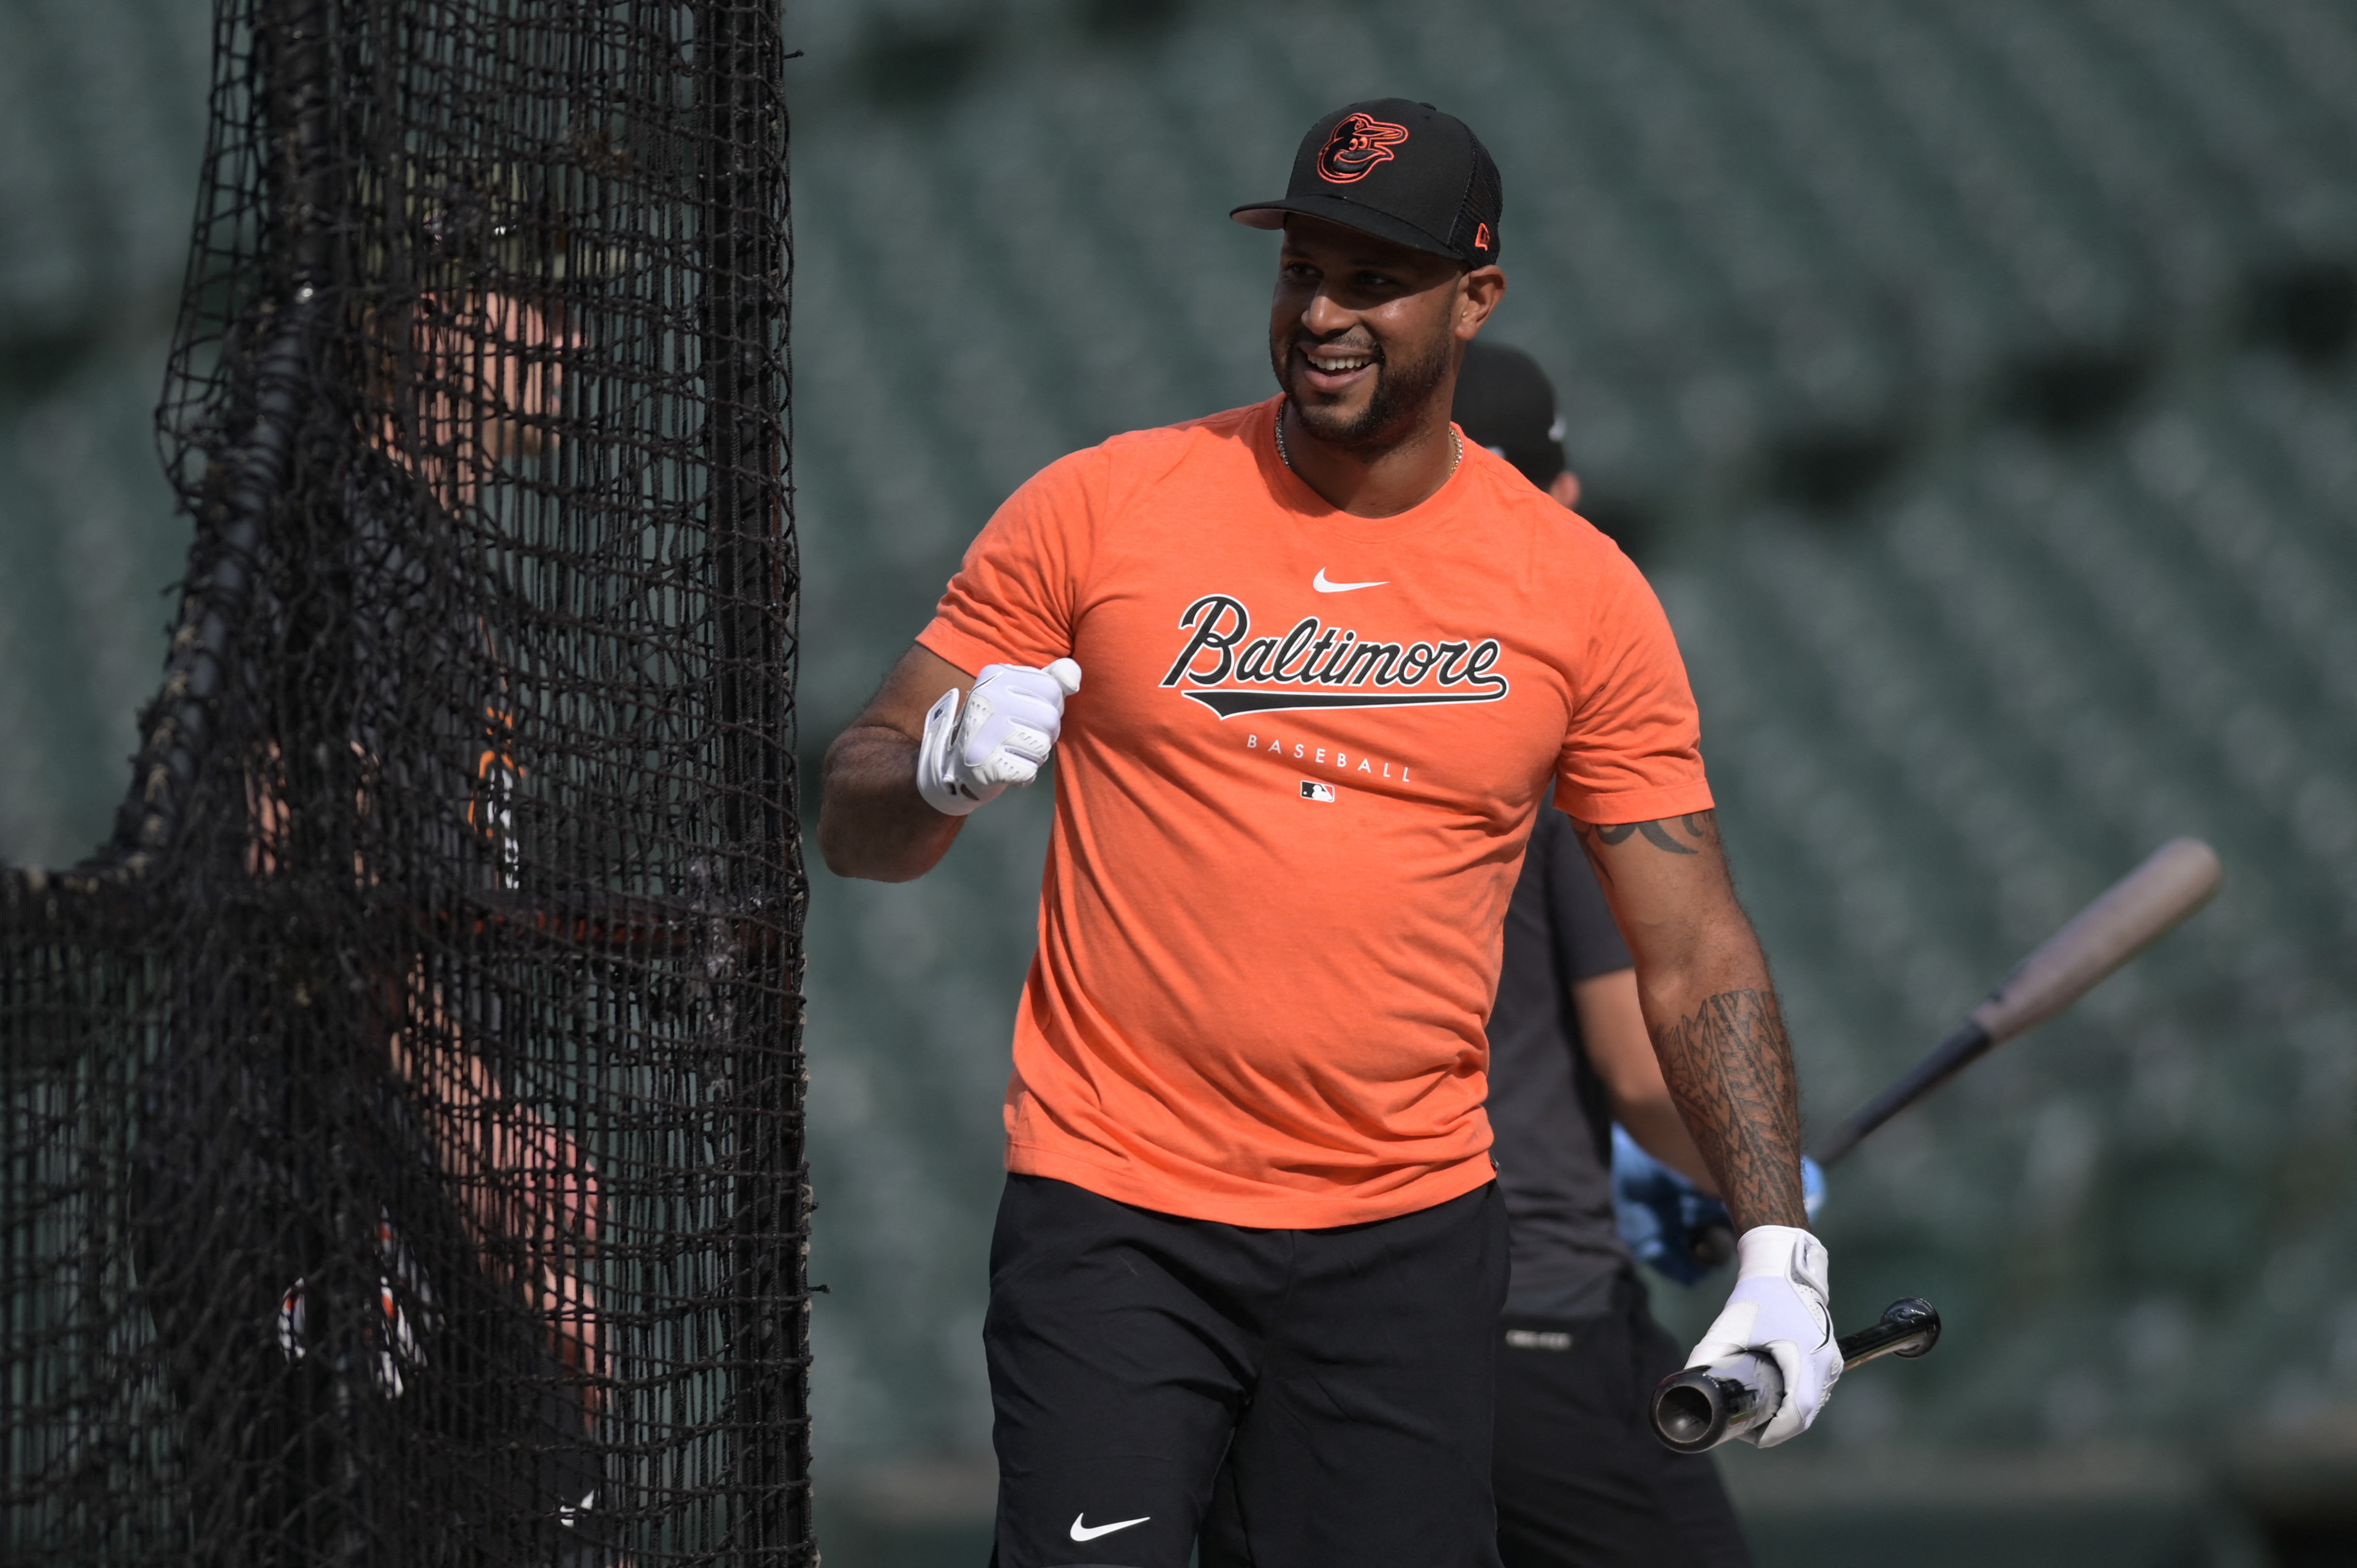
[1573,811,1719,883]
[1656,987,1807,1230]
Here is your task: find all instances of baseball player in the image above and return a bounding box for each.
[133,279,612,1567]
[821,100,1838,1568]
[1456,339,1752,1568]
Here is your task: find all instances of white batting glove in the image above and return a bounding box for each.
[1685,1225,1840,1447]
[915,659,1082,817]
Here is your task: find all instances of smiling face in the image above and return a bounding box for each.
[1268,216,1494,452]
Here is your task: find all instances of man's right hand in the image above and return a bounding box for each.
[916,659,1082,816]
[1684,1225,1841,1446]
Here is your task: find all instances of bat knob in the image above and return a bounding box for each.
[1835,1297,1943,1369]
[1887,1297,1941,1359]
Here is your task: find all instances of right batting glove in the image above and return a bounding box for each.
[1685,1225,1840,1447]
[915,659,1082,817]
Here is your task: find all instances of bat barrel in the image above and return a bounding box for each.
[1651,1354,1780,1454]
[1810,838,2220,1168]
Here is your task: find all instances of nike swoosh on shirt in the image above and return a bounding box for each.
[1312,569,1387,592]
[1071,1514,1151,1542]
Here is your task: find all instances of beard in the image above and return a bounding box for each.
[1275,327,1453,452]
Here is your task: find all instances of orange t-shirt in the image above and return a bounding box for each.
[918,397,1713,1228]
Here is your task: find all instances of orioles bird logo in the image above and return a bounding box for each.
[1317,113,1411,184]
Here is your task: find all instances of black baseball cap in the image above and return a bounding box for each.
[1232,99,1502,269]
[1453,340,1564,487]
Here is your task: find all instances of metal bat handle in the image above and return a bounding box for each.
[1837,1295,1939,1368]
[1651,1298,1941,1454]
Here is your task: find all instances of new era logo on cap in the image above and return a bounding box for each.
[1233,99,1502,269]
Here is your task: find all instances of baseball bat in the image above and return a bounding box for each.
[1651,1297,1942,1453]
[1808,837,2221,1167]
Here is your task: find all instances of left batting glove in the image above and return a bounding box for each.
[915,659,1082,817]
[1612,1127,1724,1286]
[1685,1225,1840,1447]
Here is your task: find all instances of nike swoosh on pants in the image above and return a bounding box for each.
[1070,1513,1151,1542]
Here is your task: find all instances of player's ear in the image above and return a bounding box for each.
[1455,265,1505,339]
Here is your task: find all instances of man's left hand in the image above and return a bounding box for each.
[915,659,1082,816]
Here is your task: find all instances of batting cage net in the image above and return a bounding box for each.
[1,0,808,1563]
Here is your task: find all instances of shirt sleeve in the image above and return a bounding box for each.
[1553,543,1715,824]
[915,446,1106,675]
[1534,808,1634,982]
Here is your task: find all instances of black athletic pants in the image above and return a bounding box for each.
[984,1173,1508,1568]
[1493,1275,1750,1568]
[132,1053,609,1567]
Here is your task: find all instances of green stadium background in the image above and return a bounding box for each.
[5,1,2355,1562]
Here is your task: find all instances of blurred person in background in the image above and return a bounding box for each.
[1461,341,1832,1568]
[134,267,614,1567]
[821,101,1835,1568]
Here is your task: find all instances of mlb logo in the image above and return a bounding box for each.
[1300,781,1336,803]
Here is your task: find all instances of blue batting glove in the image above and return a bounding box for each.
[1612,1125,1728,1286]
[1611,1125,1826,1286]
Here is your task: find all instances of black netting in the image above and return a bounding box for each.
[2,1,808,1563]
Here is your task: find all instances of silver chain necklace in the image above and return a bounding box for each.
[1276,409,1461,479]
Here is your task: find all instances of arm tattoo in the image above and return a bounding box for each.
[1572,811,1720,884]
[1655,987,1807,1230]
